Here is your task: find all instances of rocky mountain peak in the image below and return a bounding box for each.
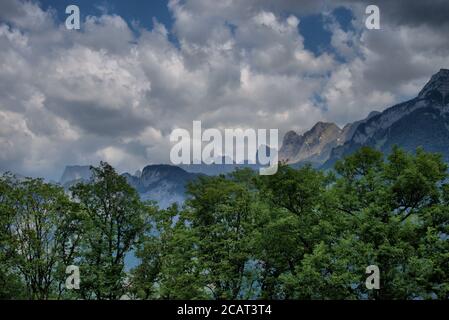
[282,130,300,144]
[279,122,342,164]
[307,122,341,137]
[323,68,449,168]
[284,130,299,139]
[302,122,341,148]
[127,164,200,208]
[418,68,449,101]
[141,164,188,179]
[138,164,198,190]
[311,121,338,131]
[279,69,449,166]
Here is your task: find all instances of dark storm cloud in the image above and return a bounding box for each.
[341,0,449,28]
[381,0,449,28]
[46,99,149,137]
[248,0,449,29]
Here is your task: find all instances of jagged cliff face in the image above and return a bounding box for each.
[279,122,346,165]
[418,68,449,103]
[280,69,449,167]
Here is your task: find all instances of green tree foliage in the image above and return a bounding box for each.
[1,148,448,300]
[254,164,348,299]
[0,174,82,299]
[184,172,260,299]
[0,174,26,299]
[279,146,449,299]
[70,162,153,300]
[132,170,261,299]
[131,204,206,299]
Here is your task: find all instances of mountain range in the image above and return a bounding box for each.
[279,68,449,168]
[58,69,449,207]
[60,164,201,208]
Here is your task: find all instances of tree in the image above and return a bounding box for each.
[184,170,260,299]
[71,162,152,300]
[131,204,206,299]
[0,174,82,299]
[0,174,26,299]
[281,146,449,299]
[254,164,341,298]
[1,147,447,300]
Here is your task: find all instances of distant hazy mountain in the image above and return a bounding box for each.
[123,165,201,208]
[60,164,200,208]
[0,169,25,181]
[179,156,237,175]
[60,165,93,187]
[58,69,449,206]
[180,144,275,175]
[279,68,449,168]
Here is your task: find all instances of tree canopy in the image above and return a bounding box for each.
[1,147,448,300]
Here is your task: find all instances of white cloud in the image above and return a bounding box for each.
[0,0,448,179]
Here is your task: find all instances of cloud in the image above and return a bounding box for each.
[341,0,449,29]
[0,0,448,179]
[0,0,27,22]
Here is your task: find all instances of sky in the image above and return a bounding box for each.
[1,0,449,180]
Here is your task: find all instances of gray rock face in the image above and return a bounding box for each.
[279,131,305,163]
[279,122,343,165]
[418,68,449,102]
[340,111,381,144]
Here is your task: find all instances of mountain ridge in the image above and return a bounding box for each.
[57,69,449,206]
[324,68,449,167]
[59,164,201,208]
[279,68,449,168]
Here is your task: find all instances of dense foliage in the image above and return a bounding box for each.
[1,147,448,299]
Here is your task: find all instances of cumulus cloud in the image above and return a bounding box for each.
[0,0,448,179]
[319,1,449,123]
